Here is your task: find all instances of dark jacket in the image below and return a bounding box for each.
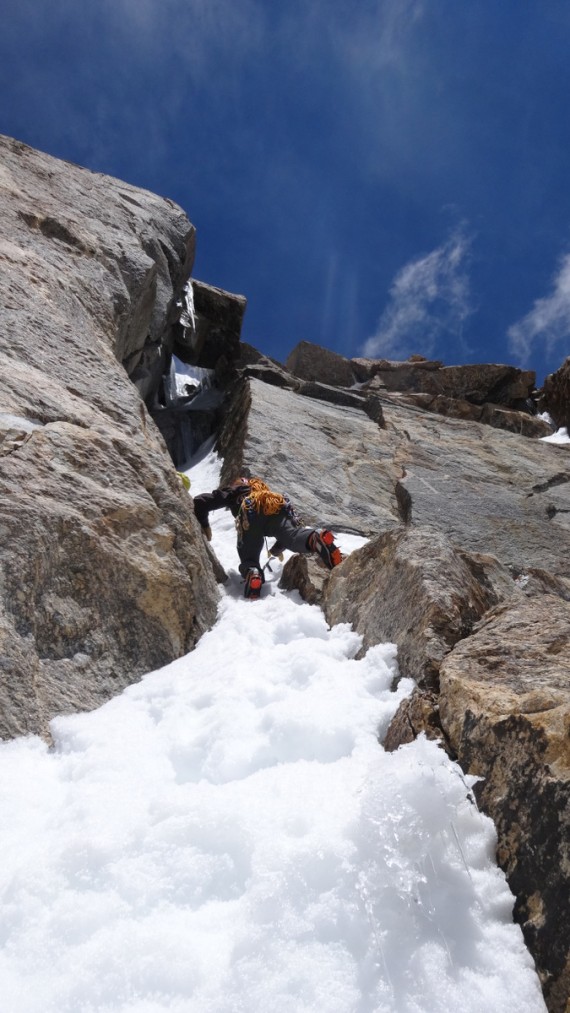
[193,484,250,529]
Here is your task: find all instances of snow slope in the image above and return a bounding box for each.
[0,442,546,1012]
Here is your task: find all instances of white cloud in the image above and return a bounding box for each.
[362,228,472,360]
[97,0,266,83]
[340,0,426,74]
[507,254,570,365]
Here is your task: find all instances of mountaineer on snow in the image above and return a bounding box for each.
[193,476,342,599]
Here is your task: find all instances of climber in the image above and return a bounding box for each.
[193,476,343,599]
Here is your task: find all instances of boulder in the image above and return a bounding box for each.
[285,340,359,387]
[384,563,570,761]
[323,526,512,688]
[278,553,329,605]
[478,402,549,436]
[174,278,246,371]
[284,343,540,437]
[438,595,570,1011]
[540,355,570,432]
[235,342,300,389]
[235,341,284,370]
[0,134,220,741]
[382,688,449,754]
[515,567,570,601]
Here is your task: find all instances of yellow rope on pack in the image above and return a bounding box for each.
[246,478,285,515]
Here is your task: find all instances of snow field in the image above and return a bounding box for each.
[0,443,546,1012]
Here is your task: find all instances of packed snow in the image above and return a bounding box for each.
[0,441,546,1012]
[541,426,570,445]
[539,412,570,444]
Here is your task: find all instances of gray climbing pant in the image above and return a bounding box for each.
[237,508,313,577]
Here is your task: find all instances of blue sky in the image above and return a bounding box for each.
[2,0,570,384]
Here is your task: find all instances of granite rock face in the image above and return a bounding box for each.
[1,136,196,408]
[384,400,570,578]
[438,596,570,1011]
[0,134,220,740]
[323,526,511,688]
[216,377,402,535]
[216,374,570,576]
[2,134,568,1007]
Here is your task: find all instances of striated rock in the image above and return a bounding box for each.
[216,377,404,534]
[385,391,552,439]
[0,134,220,740]
[363,361,535,406]
[323,526,511,688]
[297,381,369,410]
[438,595,570,1011]
[383,399,570,578]
[1,135,196,408]
[296,379,384,426]
[540,355,570,432]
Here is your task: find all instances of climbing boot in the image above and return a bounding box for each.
[308,529,343,570]
[244,568,263,600]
